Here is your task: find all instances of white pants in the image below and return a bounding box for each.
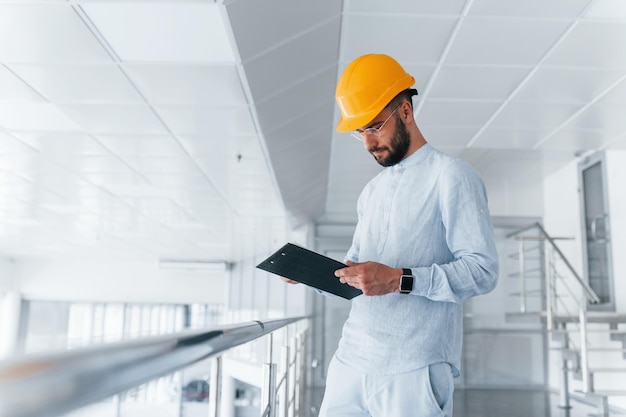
[318,356,454,417]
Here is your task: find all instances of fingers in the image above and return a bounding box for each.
[334,266,350,284]
[335,265,359,287]
[280,277,299,285]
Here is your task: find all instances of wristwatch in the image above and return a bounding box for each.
[399,268,414,294]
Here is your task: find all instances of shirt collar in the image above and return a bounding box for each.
[394,143,431,169]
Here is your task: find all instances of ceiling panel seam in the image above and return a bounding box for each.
[71,4,121,62]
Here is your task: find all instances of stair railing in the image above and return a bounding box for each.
[507,222,602,410]
[507,222,600,321]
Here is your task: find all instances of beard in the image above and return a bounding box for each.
[368,115,411,167]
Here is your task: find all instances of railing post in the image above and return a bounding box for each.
[262,333,278,417]
[546,248,554,331]
[580,308,591,393]
[293,332,306,416]
[281,344,290,417]
[208,356,222,417]
[262,362,278,417]
[558,321,571,409]
[298,330,307,417]
[518,238,527,313]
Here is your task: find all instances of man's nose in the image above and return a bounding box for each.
[362,133,378,149]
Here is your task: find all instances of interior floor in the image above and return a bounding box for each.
[452,389,623,417]
[308,387,625,417]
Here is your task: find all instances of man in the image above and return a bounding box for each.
[287,54,498,416]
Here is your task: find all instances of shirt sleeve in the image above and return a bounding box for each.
[345,189,366,263]
[411,160,499,302]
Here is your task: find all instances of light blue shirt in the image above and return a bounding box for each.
[335,143,498,377]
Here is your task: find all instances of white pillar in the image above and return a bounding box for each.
[0,291,22,359]
[219,374,236,417]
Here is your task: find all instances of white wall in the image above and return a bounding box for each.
[0,257,20,358]
[0,258,20,357]
[0,257,15,292]
[478,156,546,218]
[15,259,227,305]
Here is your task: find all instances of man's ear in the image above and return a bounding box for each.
[400,101,413,123]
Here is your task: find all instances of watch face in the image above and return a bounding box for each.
[400,276,414,292]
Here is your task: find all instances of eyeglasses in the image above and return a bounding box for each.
[351,104,401,141]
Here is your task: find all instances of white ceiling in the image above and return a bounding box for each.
[1,0,626,263]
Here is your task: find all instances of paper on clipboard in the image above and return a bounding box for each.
[256,243,362,300]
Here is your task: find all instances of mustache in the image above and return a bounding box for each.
[368,146,388,153]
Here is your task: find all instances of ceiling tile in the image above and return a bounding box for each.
[1,156,57,178]
[155,106,255,136]
[0,65,44,102]
[606,135,626,150]
[446,17,572,66]
[471,127,552,149]
[255,68,337,131]
[419,125,482,148]
[13,132,107,155]
[121,156,198,176]
[60,103,167,134]
[341,15,457,65]
[544,21,626,68]
[81,171,149,187]
[244,20,340,102]
[0,4,112,63]
[490,101,583,130]
[52,154,135,174]
[429,65,530,100]
[123,64,246,105]
[516,67,626,103]
[142,171,211,188]
[0,132,38,154]
[592,75,626,105]
[537,127,621,151]
[0,153,45,174]
[81,2,234,63]
[178,134,259,158]
[564,102,626,132]
[583,0,626,19]
[417,100,501,127]
[10,64,143,103]
[262,105,331,154]
[228,0,341,60]
[96,134,187,158]
[469,0,592,18]
[0,103,83,131]
[346,0,466,15]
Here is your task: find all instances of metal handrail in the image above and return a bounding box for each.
[0,317,307,417]
[507,221,600,304]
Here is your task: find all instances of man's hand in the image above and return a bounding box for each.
[334,261,402,296]
[281,277,300,285]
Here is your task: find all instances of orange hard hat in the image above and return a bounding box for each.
[335,54,415,132]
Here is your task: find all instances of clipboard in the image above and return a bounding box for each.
[256,243,362,300]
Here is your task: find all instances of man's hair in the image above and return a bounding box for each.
[385,88,418,112]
